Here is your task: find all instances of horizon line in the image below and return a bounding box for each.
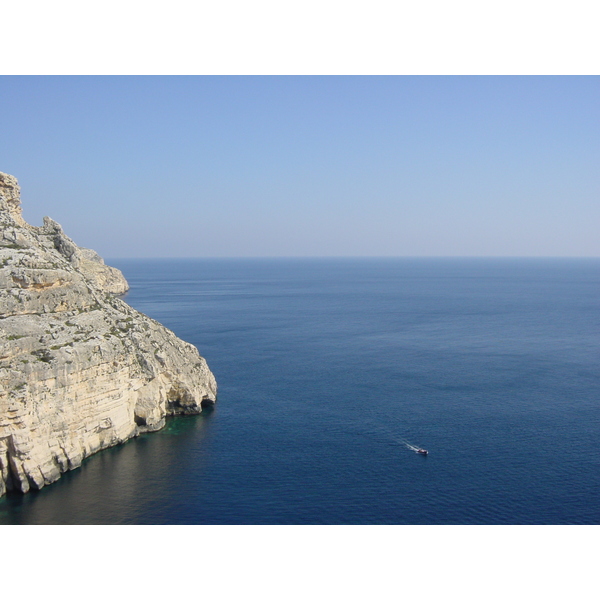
[103,255,600,260]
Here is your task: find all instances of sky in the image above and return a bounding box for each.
[0,76,598,258]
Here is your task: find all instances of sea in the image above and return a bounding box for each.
[1,257,598,525]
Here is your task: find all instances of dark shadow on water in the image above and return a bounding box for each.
[0,411,215,525]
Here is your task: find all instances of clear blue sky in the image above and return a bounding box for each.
[1,76,598,258]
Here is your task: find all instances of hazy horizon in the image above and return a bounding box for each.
[106,255,600,260]
[2,76,598,259]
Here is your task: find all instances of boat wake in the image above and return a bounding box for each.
[399,439,428,455]
[321,414,429,456]
[355,421,429,455]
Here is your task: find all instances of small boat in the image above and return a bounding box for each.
[416,448,428,455]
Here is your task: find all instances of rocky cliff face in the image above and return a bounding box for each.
[0,172,217,497]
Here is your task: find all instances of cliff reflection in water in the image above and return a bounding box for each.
[0,412,215,525]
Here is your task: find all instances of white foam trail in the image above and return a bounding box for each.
[342,417,425,454]
[397,437,421,452]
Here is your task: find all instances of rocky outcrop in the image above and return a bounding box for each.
[0,172,217,497]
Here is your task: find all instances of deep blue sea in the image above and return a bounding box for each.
[1,258,598,524]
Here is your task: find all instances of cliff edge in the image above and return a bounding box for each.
[0,172,217,497]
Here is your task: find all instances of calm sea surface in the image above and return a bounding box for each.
[1,258,598,524]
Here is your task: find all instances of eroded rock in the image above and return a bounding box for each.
[0,172,217,496]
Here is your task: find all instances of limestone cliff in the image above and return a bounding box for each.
[0,172,217,497]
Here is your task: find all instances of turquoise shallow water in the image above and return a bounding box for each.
[1,258,599,524]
